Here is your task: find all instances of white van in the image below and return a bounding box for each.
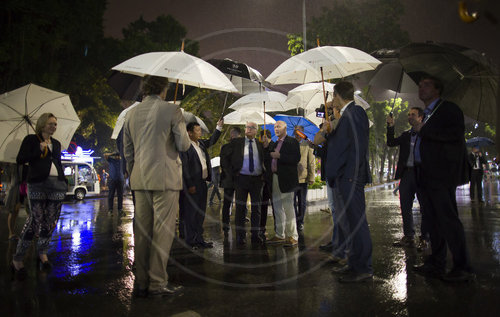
[62,160,100,200]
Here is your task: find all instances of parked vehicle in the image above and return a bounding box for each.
[62,160,100,200]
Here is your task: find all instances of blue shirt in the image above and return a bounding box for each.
[414,98,440,164]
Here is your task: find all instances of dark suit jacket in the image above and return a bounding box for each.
[326,102,371,186]
[180,129,221,188]
[219,141,234,188]
[265,135,300,193]
[387,126,413,180]
[468,152,487,174]
[228,137,265,177]
[418,99,470,187]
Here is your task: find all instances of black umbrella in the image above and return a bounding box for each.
[207,58,266,117]
[107,71,195,102]
[466,136,495,148]
[399,42,498,124]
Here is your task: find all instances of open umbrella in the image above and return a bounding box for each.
[228,91,293,112]
[111,51,238,96]
[287,82,370,112]
[107,71,196,102]
[266,46,382,85]
[0,83,80,163]
[266,45,380,122]
[399,42,498,124]
[466,136,495,147]
[111,102,209,139]
[223,110,276,125]
[261,115,319,141]
[207,58,265,95]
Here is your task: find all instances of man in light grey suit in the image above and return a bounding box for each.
[123,76,191,298]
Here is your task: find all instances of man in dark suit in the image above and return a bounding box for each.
[180,120,222,249]
[412,75,473,282]
[264,120,301,247]
[387,107,430,250]
[326,81,373,283]
[219,127,241,235]
[227,122,265,246]
[468,146,487,202]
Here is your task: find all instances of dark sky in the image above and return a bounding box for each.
[103,0,500,81]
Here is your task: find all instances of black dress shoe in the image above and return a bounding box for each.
[339,272,373,283]
[149,284,184,297]
[412,263,445,278]
[442,268,475,283]
[331,264,351,274]
[251,236,264,245]
[319,242,333,252]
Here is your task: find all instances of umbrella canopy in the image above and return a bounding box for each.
[261,115,319,141]
[207,58,265,95]
[223,110,276,125]
[266,46,382,85]
[228,91,294,113]
[111,102,208,139]
[287,82,370,111]
[107,71,196,101]
[368,61,418,94]
[399,42,498,124]
[112,51,238,93]
[466,136,495,148]
[0,84,80,163]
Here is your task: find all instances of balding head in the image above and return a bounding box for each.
[274,120,287,138]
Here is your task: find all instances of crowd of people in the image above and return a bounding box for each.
[5,73,478,298]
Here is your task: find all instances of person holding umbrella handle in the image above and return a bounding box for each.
[11,113,68,279]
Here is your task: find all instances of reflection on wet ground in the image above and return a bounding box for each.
[1,181,500,316]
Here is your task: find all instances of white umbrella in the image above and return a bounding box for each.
[111,102,139,139]
[228,91,294,112]
[223,110,276,125]
[111,102,209,139]
[0,83,80,163]
[287,82,370,111]
[112,51,238,94]
[266,46,382,85]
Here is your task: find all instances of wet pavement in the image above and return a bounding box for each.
[1,181,500,317]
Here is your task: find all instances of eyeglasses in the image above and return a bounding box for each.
[245,126,257,130]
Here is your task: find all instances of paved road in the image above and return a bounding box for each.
[1,181,499,316]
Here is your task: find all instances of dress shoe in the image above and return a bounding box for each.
[251,236,264,246]
[442,268,475,283]
[392,236,415,248]
[266,236,285,244]
[327,255,348,266]
[283,237,298,247]
[412,263,445,278]
[198,241,214,248]
[331,264,351,274]
[339,272,373,283]
[297,223,304,231]
[148,284,184,298]
[319,242,333,252]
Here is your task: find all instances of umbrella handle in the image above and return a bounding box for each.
[320,67,331,132]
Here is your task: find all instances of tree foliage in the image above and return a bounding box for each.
[1,3,199,156]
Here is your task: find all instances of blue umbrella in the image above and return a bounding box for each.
[260,115,319,141]
[466,137,495,148]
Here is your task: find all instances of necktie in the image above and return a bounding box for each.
[248,139,254,173]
